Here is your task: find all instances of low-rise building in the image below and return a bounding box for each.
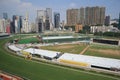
[75,24,83,33]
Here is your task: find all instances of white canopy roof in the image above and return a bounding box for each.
[43,36,82,40]
[8,45,22,52]
[23,48,59,58]
[58,53,120,68]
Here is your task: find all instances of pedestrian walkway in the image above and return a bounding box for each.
[80,45,89,55]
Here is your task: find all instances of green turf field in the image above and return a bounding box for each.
[18,37,39,44]
[84,44,120,59]
[41,43,120,59]
[0,37,120,80]
[41,43,87,54]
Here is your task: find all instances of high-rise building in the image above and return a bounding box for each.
[99,7,105,25]
[67,9,78,26]
[0,18,11,33]
[46,8,52,30]
[22,12,29,33]
[37,8,52,32]
[19,16,22,33]
[0,19,5,32]
[11,15,21,33]
[11,15,16,33]
[54,12,60,28]
[78,7,85,25]
[85,6,105,26]
[3,13,8,20]
[37,10,46,32]
[66,6,105,26]
[105,15,110,26]
[118,13,120,30]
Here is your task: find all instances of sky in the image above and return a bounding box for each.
[0,0,120,23]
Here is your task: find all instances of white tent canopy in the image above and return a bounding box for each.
[58,53,120,68]
[8,45,22,52]
[23,48,59,58]
[43,36,82,40]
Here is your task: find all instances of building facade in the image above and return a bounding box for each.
[67,6,105,26]
[37,10,46,32]
[37,8,52,33]
[118,13,120,30]
[22,12,30,33]
[67,9,78,26]
[46,8,53,30]
[54,12,60,29]
[85,6,105,26]
[11,15,22,33]
[105,15,110,26]
[3,13,8,20]
[75,24,83,33]
[0,19,5,33]
[0,18,9,33]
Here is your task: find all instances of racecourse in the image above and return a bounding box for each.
[0,36,120,80]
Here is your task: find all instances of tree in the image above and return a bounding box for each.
[111,23,118,28]
[83,25,90,34]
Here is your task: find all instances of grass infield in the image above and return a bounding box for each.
[41,43,120,59]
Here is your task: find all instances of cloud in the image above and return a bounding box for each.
[0,0,41,22]
[69,2,77,8]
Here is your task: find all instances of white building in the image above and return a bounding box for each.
[22,12,30,33]
[0,19,7,33]
[90,25,119,33]
[46,8,53,30]
[37,8,53,32]
[37,10,46,32]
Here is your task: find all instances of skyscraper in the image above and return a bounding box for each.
[11,15,16,33]
[11,15,21,33]
[78,7,85,25]
[22,12,29,33]
[54,12,60,28]
[0,19,5,33]
[118,13,120,30]
[46,8,52,30]
[85,7,91,25]
[19,16,22,33]
[85,6,105,26]
[37,10,46,32]
[105,15,110,26]
[37,8,52,32]
[99,7,105,25]
[3,13,8,20]
[67,9,78,26]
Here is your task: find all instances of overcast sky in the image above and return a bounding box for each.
[0,0,120,22]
